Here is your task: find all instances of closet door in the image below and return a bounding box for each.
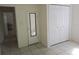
[48,5,70,46]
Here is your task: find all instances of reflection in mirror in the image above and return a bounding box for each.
[29,13,37,37]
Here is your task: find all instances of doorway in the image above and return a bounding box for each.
[0,7,18,48]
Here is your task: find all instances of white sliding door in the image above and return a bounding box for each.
[47,5,70,46]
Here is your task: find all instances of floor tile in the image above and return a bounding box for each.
[1,41,79,55]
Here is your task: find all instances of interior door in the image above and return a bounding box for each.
[27,12,39,45]
[48,5,70,46]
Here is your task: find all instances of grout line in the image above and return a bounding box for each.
[50,40,70,47]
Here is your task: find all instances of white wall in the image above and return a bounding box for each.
[71,5,79,43]
[38,5,48,47]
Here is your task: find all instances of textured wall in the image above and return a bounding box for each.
[71,5,79,43]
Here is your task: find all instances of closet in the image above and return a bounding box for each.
[47,5,70,47]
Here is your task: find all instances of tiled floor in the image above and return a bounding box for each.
[1,40,79,55]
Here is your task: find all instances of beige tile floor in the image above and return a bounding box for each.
[1,40,79,55]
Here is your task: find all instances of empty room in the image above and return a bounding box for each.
[0,4,79,55]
